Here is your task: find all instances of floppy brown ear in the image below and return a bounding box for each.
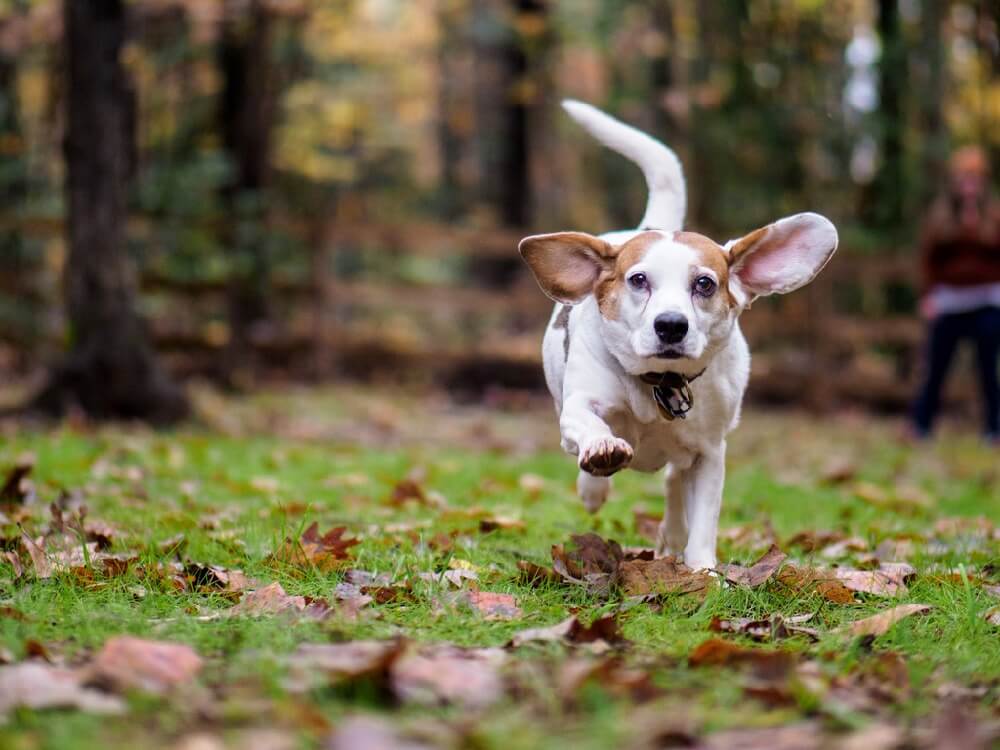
[518,232,617,304]
[727,212,837,297]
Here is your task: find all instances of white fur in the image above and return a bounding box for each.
[562,100,686,232]
[530,103,837,571]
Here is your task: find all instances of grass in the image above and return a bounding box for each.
[1,386,998,748]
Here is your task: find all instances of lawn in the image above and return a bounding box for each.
[1,386,998,749]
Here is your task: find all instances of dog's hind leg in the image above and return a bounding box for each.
[577,470,611,513]
[656,464,687,558]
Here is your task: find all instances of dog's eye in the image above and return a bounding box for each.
[693,276,717,297]
[628,273,648,290]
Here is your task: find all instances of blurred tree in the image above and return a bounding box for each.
[865,0,908,232]
[473,0,549,227]
[219,0,277,376]
[29,0,187,422]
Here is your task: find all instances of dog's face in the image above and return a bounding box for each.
[520,213,837,374]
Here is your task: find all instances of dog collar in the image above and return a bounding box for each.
[639,368,706,421]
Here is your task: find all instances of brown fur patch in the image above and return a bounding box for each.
[726,225,771,269]
[553,304,572,360]
[594,231,663,319]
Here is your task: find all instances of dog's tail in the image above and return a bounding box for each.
[562,99,686,232]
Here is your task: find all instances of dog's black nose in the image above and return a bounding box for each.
[654,313,688,344]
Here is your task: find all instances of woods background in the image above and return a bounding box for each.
[0,0,998,419]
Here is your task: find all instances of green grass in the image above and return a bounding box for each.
[1,388,998,749]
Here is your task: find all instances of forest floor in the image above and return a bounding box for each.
[1,383,998,749]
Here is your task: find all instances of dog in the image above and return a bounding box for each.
[518,101,838,571]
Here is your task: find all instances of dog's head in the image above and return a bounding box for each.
[519,213,837,374]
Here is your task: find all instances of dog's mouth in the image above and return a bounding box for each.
[654,348,686,360]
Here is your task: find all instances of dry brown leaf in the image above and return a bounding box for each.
[701,722,825,750]
[839,604,933,637]
[984,607,1000,626]
[0,662,124,718]
[0,459,34,505]
[287,640,404,688]
[776,565,855,604]
[709,614,819,642]
[619,556,713,596]
[551,533,623,594]
[834,566,913,597]
[229,582,307,617]
[477,515,526,533]
[86,636,203,694]
[19,531,53,578]
[556,657,660,704]
[688,639,796,678]
[462,591,522,621]
[391,645,505,708]
[325,715,435,750]
[785,529,843,553]
[266,522,358,573]
[183,562,254,594]
[720,544,787,587]
[508,613,625,649]
[516,559,560,586]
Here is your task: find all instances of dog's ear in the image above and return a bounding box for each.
[726,212,837,299]
[518,232,617,304]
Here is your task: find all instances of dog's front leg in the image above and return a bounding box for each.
[560,392,633,478]
[681,442,726,571]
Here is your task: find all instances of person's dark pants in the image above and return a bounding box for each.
[913,306,1000,438]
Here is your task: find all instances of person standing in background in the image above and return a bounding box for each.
[912,146,1000,443]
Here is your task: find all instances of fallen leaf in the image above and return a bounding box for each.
[518,473,546,496]
[984,607,1000,626]
[721,544,787,587]
[229,582,307,617]
[556,657,660,704]
[619,556,713,596]
[19,531,53,578]
[776,565,855,604]
[688,639,796,678]
[391,645,505,708]
[819,536,869,559]
[834,566,912,597]
[183,562,254,594]
[516,560,559,586]
[266,522,358,573]
[478,515,526,533]
[508,613,625,649]
[462,591,522,621]
[820,456,857,484]
[325,715,434,750]
[839,604,933,637]
[785,530,843,553]
[551,533,623,595]
[0,458,34,505]
[86,636,203,694]
[287,640,404,689]
[701,722,825,750]
[0,662,124,718]
[709,613,819,642]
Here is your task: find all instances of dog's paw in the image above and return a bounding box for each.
[579,437,633,477]
[682,550,717,573]
[654,521,686,559]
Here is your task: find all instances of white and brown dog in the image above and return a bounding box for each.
[519,101,838,571]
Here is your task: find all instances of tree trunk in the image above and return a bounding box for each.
[867,0,907,231]
[918,0,946,205]
[28,0,187,423]
[473,0,546,228]
[219,0,277,378]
